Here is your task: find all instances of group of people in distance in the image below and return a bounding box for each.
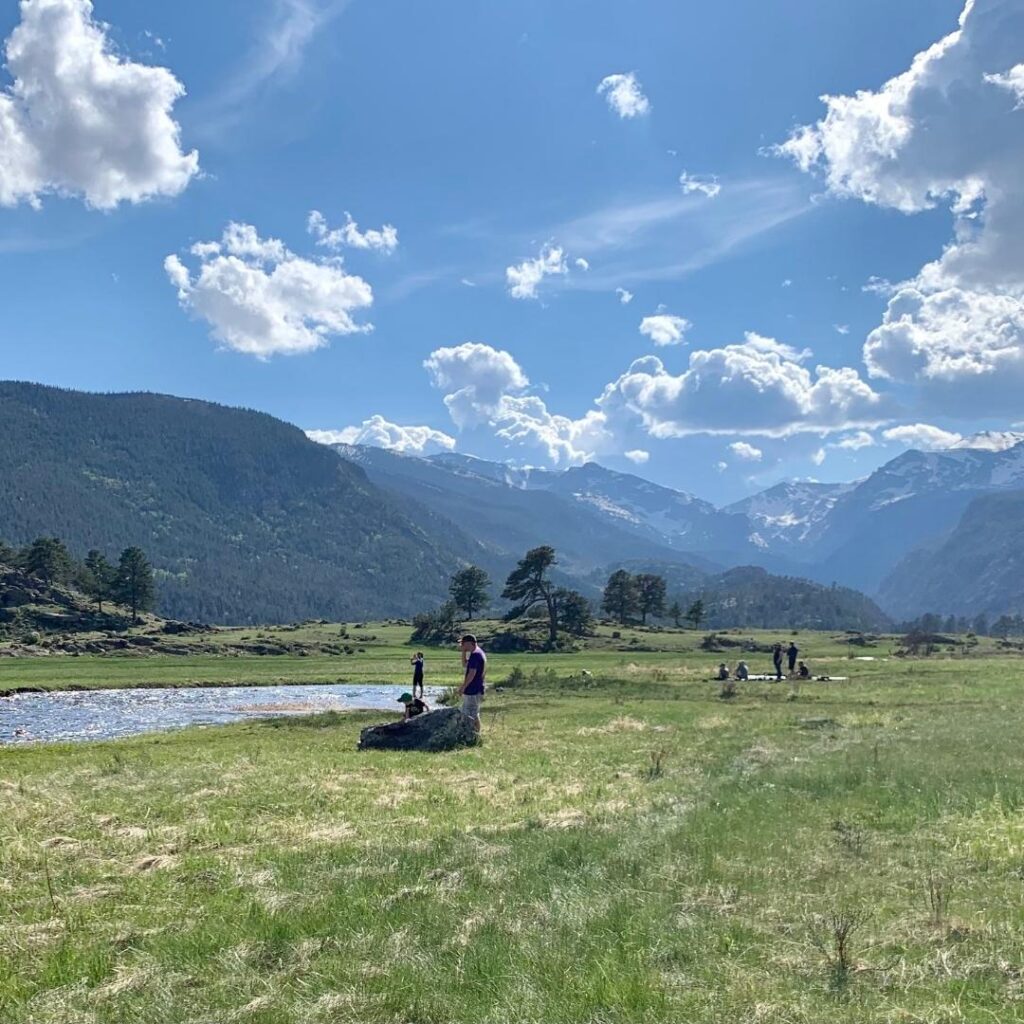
[715,640,811,686]
[396,634,486,733]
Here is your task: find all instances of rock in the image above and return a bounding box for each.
[357,707,479,753]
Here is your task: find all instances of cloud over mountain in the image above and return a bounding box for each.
[307,416,454,455]
[598,333,884,438]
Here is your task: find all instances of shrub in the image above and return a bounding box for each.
[411,602,461,645]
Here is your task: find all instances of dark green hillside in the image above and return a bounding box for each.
[0,382,475,624]
[603,562,891,631]
[878,490,1024,619]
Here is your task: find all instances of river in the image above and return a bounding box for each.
[0,684,437,745]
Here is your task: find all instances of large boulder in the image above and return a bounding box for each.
[357,707,479,752]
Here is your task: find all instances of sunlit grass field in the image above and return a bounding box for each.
[3,626,1024,1022]
[0,618,993,695]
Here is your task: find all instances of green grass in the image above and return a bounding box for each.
[3,632,1024,1021]
[0,618,988,695]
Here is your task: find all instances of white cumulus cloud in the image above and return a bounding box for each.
[0,0,199,209]
[616,288,634,304]
[306,417,455,455]
[597,72,650,118]
[624,449,650,464]
[597,332,885,438]
[424,342,611,465]
[881,423,963,450]
[575,257,590,271]
[679,171,721,198]
[779,0,1024,411]
[165,222,373,358]
[639,313,691,347]
[729,441,763,461]
[506,243,568,300]
[307,210,399,254]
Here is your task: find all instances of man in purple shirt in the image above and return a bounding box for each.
[459,633,486,733]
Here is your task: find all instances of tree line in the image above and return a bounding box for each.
[413,553,709,647]
[0,536,156,620]
[600,569,705,628]
[900,611,1024,638]
[414,547,594,646]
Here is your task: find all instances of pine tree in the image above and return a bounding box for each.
[685,598,706,630]
[635,573,667,625]
[602,569,639,624]
[114,547,155,621]
[448,565,491,620]
[667,600,683,628]
[555,589,593,637]
[83,550,115,613]
[20,537,73,584]
[502,546,558,645]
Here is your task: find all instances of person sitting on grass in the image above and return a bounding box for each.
[797,661,811,679]
[716,663,730,681]
[459,633,486,734]
[736,661,749,681]
[398,692,429,719]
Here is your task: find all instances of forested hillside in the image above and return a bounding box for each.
[603,562,891,631]
[0,383,478,623]
[878,491,1024,619]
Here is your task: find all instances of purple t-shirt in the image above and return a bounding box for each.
[465,648,486,695]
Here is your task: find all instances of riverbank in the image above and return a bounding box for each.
[4,665,1024,1022]
[1,620,1014,698]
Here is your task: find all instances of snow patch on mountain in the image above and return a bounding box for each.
[952,431,1024,453]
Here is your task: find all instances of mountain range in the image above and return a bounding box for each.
[1,380,1021,624]
[332,432,1024,619]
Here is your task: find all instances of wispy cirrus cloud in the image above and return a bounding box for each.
[550,177,812,289]
[191,0,350,136]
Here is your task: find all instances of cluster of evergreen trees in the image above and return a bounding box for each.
[900,611,1024,638]
[601,569,705,628]
[0,536,156,620]
[413,546,595,645]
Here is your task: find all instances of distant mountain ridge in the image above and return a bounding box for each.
[0,382,483,624]
[4,379,1019,625]
[335,435,1024,618]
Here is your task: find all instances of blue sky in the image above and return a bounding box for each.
[2,0,1022,502]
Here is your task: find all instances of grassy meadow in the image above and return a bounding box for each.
[3,624,1024,1021]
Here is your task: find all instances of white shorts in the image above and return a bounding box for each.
[462,693,483,721]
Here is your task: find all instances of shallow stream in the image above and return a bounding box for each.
[0,684,434,745]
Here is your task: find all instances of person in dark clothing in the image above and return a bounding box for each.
[787,642,799,673]
[459,634,486,734]
[772,643,784,681]
[797,661,811,679]
[410,652,425,699]
[398,692,429,719]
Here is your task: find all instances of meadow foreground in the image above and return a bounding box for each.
[3,647,1024,1022]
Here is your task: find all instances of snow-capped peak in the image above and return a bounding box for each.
[951,430,1024,453]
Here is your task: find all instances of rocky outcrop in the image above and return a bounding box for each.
[357,707,479,752]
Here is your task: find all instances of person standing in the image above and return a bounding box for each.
[772,642,784,682]
[787,641,799,674]
[459,633,486,733]
[410,651,425,699]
